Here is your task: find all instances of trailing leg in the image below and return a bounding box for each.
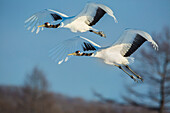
[89,30,106,38]
[125,65,143,82]
[114,64,137,82]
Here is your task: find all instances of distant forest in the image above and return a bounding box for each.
[0,85,159,113]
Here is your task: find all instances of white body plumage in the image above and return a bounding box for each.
[94,44,133,65]
[62,16,92,32]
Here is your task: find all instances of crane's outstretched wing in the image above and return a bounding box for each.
[74,2,118,26]
[49,36,101,64]
[25,9,68,34]
[112,29,158,57]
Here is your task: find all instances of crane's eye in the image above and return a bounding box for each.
[45,22,50,26]
[75,51,80,54]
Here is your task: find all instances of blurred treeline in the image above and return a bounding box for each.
[0,80,158,113]
[0,28,169,113]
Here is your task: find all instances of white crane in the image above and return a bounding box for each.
[49,29,158,81]
[25,2,118,37]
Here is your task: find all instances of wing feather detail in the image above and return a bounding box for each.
[74,3,117,26]
[123,34,146,57]
[49,36,101,64]
[50,13,62,21]
[112,29,158,57]
[88,7,106,26]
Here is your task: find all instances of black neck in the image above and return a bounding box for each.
[79,52,93,56]
[48,23,60,28]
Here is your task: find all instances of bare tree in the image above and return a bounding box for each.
[21,66,57,113]
[24,66,48,92]
[123,27,170,113]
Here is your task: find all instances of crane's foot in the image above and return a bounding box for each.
[134,74,143,82]
[125,65,143,82]
[89,30,106,38]
[98,31,106,38]
[135,75,143,82]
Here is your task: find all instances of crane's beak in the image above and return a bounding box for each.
[38,24,45,27]
[68,53,76,56]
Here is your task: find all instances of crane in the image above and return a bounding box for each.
[25,2,117,37]
[49,29,158,82]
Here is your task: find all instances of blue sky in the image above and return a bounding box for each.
[0,0,170,102]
